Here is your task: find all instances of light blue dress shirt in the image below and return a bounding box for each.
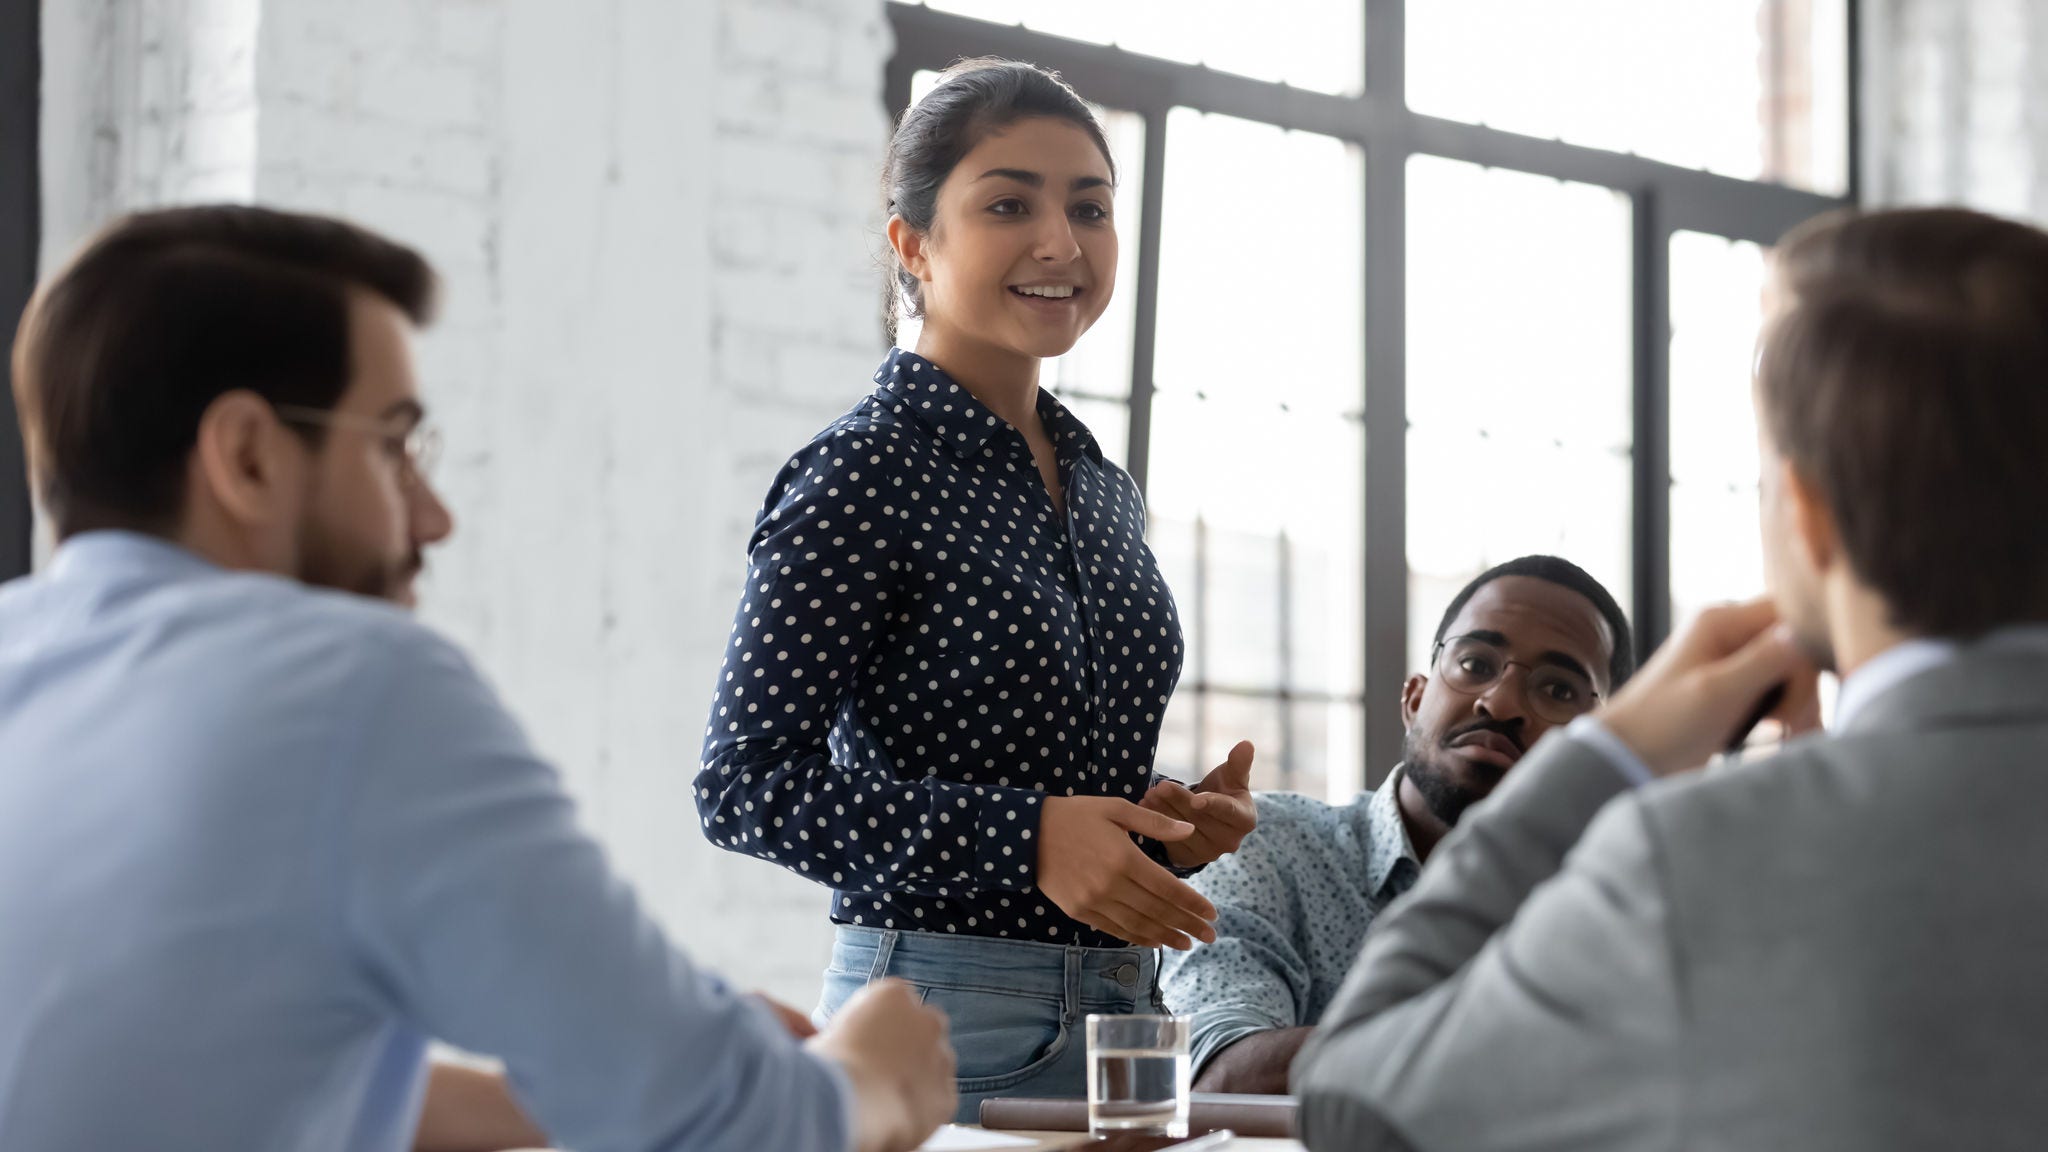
[1158,780,1421,1074]
[0,533,850,1152]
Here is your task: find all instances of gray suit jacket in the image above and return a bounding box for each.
[1294,640,2048,1151]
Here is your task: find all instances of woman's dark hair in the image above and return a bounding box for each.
[1759,206,2048,638]
[882,57,1114,335]
[12,204,434,539]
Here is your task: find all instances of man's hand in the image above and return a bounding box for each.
[1038,797,1218,950]
[412,1063,549,1152]
[1141,741,1258,869]
[1191,1025,1313,1096]
[751,992,818,1038]
[807,979,957,1152]
[1600,598,1821,778]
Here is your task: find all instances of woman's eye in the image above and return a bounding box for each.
[1073,201,1110,222]
[989,198,1026,216]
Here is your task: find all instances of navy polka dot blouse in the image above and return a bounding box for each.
[697,349,1187,946]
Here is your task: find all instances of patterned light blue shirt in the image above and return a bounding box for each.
[1160,775,1422,1074]
[0,533,851,1152]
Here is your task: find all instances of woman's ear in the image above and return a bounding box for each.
[886,214,933,285]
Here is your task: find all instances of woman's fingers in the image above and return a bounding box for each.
[1104,896,1199,951]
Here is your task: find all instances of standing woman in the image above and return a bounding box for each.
[697,58,1257,1118]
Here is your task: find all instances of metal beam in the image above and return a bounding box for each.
[1361,0,1406,786]
[1124,109,1167,493]
[1631,194,1675,663]
[888,3,1850,240]
[0,0,37,580]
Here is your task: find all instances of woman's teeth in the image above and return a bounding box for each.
[1011,285,1076,299]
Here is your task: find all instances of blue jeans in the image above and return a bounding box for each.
[816,925,1166,1125]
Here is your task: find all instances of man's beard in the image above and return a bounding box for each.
[1400,720,1520,828]
[297,517,419,605]
[1401,733,1484,828]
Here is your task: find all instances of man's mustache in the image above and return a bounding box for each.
[1443,716,1526,754]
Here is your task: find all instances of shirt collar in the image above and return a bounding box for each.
[1835,626,2048,731]
[1363,765,1423,899]
[46,530,223,585]
[872,348,1104,466]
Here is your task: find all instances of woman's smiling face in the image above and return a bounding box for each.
[899,115,1118,361]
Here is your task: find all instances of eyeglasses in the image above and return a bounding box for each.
[272,404,442,488]
[1431,633,1602,725]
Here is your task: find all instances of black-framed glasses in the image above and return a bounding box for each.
[273,404,442,488]
[1431,633,1601,725]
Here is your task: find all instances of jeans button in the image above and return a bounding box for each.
[1114,962,1139,988]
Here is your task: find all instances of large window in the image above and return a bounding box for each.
[887,0,1856,796]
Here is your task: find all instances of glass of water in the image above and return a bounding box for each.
[1086,1013,1192,1137]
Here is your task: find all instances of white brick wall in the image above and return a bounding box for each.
[39,0,895,1005]
[1869,0,2048,222]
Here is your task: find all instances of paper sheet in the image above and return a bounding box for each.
[917,1124,1041,1150]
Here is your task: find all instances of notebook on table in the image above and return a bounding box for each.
[978,1093,1297,1138]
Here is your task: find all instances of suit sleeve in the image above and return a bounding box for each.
[1292,733,1686,1152]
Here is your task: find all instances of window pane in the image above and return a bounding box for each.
[1670,230,1771,624]
[1283,699,1368,801]
[1408,0,1850,194]
[1406,155,1633,673]
[919,0,1363,94]
[1155,111,1364,418]
[1044,108,1146,410]
[1148,109,1366,792]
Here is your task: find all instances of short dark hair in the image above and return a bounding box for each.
[12,204,435,539]
[1433,555,1636,689]
[882,57,1114,335]
[1759,206,2048,639]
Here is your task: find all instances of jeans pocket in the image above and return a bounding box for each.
[913,982,1071,1092]
[814,964,866,1027]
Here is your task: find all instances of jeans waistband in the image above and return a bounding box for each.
[828,924,1160,1004]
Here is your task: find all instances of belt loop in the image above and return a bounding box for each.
[1064,947,1083,1025]
[866,929,901,984]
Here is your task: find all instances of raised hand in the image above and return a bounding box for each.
[1141,740,1258,869]
[1036,796,1218,950]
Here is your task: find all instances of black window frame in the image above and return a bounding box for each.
[1,0,36,581]
[886,0,1858,785]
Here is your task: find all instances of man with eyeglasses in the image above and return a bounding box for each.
[0,206,956,1152]
[1159,555,1634,1094]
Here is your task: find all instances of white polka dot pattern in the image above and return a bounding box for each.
[697,348,1186,946]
